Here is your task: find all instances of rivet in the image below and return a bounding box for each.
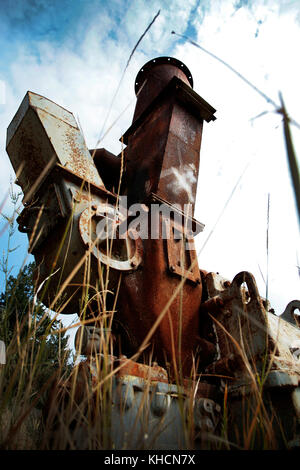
[203,399,213,413]
[205,418,214,430]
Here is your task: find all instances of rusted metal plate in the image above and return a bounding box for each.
[125,100,174,206]
[116,219,203,378]
[157,102,203,208]
[123,80,214,209]
[165,218,201,284]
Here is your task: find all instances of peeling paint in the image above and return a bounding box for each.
[161,163,197,203]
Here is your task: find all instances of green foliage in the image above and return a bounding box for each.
[0,262,71,405]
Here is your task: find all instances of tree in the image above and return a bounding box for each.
[0,262,71,403]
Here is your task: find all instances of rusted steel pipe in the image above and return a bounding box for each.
[116,57,216,378]
[123,57,216,211]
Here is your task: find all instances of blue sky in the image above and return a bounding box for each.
[0,0,299,346]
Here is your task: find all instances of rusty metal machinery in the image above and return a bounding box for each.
[6,92,143,315]
[6,56,300,449]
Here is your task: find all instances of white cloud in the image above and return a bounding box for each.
[171,1,300,313]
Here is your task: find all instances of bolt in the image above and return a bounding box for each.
[205,418,214,430]
[203,399,213,413]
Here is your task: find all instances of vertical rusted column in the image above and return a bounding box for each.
[124,57,209,212]
[116,57,216,378]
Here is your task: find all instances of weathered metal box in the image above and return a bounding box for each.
[6,91,103,196]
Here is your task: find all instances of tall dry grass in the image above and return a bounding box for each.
[0,168,298,450]
[1,24,299,449]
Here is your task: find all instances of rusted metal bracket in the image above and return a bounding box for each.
[78,203,143,272]
[201,271,300,386]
